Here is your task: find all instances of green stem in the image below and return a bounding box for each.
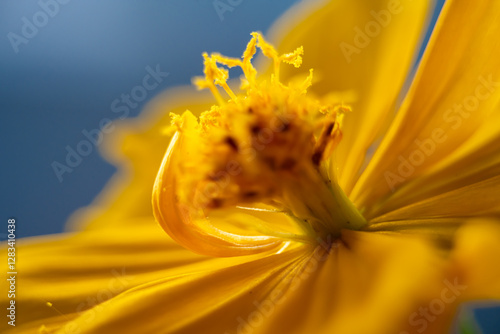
[281,164,367,238]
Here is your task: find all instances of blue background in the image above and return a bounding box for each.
[0,0,498,332]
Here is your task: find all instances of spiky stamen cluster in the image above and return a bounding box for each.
[170,32,365,239]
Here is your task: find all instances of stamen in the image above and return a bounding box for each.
[193,53,227,105]
[252,32,303,84]
[298,69,314,94]
[242,34,258,85]
[160,32,367,248]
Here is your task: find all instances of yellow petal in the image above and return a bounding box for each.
[3,222,194,332]
[3,219,289,333]
[364,111,500,218]
[397,219,500,334]
[259,230,446,334]
[367,220,500,334]
[369,175,500,224]
[54,244,310,334]
[451,219,500,299]
[45,231,450,334]
[352,0,500,211]
[365,217,464,248]
[268,0,433,193]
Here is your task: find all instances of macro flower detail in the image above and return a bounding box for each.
[153,33,366,257]
[4,0,500,333]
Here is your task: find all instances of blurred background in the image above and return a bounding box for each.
[0,0,498,332]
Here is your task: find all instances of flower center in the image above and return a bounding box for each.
[165,33,366,243]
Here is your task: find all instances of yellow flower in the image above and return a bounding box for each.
[4,0,500,333]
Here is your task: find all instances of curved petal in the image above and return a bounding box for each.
[352,0,500,212]
[268,0,434,193]
[153,132,284,257]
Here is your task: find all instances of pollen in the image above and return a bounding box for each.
[170,32,366,238]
